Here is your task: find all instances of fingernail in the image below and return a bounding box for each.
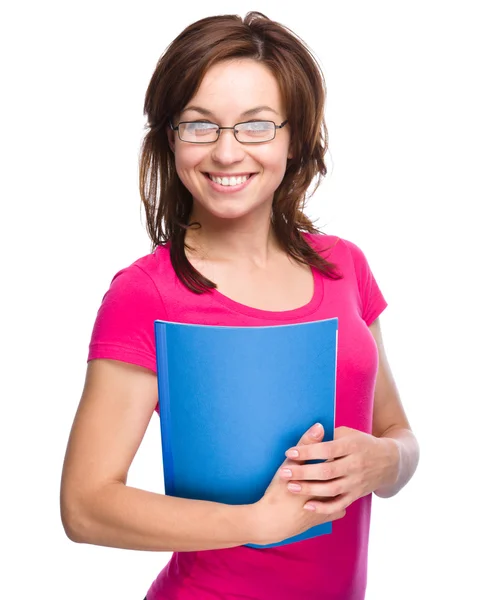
[286,449,299,458]
[310,423,323,438]
[304,504,316,511]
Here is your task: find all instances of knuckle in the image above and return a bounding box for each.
[323,501,336,516]
[357,455,366,470]
[327,482,341,497]
[355,455,364,469]
[299,432,310,445]
[340,496,351,512]
[298,447,309,460]
[298,483,309,495]
[356,472,366,488]
[321,464,335,479]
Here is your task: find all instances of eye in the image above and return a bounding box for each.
[185,121,218,132]
[242,121,272,131]
[235,121,275,139]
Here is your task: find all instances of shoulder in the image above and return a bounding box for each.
[92,246,172,327]
[88,247,171,373]
[301,231,365,263]
[105,245,170,298]
[302,232,387,323]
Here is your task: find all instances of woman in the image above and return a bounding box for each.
[60,12,419,600]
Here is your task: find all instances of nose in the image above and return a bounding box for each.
[210,128,245,165]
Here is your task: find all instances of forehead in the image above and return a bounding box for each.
[186,59,284,117]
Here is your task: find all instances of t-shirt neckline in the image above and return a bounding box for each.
[212,266,324,320]
[163,233,326,320]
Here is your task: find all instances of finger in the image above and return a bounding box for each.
[303,493,351,515]
[285,437,348,462]
[307,506,347,523]
[286,476,347,498]
[293,423,325,452]
[279,423,324,476]
[279,424,324,473]
[281,455,348,482]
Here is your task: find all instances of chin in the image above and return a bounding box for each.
[199,199,268,222]
[186,175,277,221]
[207,207,256,221]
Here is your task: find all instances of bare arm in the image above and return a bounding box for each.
[60,359,259,551]
[369,318,420,498]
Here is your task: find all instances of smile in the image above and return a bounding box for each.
[207,174,251,186]
[203,172,257,193]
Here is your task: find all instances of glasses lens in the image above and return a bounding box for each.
[235,121,275,142]
[179,122,218,142]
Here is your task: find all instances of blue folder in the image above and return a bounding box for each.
[154,318,338,548]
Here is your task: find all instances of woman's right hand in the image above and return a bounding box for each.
[251,423,347,546]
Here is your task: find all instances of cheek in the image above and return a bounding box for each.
[257,148,289,178]
[259,138,290,167]
[175,147,202,170]
[175,148,207,184]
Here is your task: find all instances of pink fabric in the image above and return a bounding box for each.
[88,233,387,600]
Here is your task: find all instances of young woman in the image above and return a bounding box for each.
[60,12,419,600]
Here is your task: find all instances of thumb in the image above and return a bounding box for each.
[297,422,324,447]
[279,423,324,470]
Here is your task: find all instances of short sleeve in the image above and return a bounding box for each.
[341,239,388,325]
[87,264,167,373]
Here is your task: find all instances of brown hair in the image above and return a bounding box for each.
[139,11,342,293]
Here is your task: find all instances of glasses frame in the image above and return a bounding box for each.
[169,119,289,144]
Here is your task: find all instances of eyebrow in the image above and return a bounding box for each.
[182,105,280,118]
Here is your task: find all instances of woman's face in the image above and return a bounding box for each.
[167,59,292,224]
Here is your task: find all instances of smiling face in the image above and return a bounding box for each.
[167,59,292,225]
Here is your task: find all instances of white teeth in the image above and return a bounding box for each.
[210,175,249,186]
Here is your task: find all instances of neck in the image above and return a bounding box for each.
[185,209,282,268]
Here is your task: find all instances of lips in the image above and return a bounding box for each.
[203,172,258,185]
[202,171,257,193]
[205,173,254,179]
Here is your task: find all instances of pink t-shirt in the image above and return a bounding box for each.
[88,232,387,600]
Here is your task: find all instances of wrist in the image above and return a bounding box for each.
[244,502,268,545]
[375,436,401,496]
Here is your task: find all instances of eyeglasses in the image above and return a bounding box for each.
[169,119,288,144]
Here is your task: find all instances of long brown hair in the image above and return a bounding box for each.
[139,12,342,293]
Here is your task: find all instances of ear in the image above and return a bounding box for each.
[167,124,176,153]
[287,142,293,160]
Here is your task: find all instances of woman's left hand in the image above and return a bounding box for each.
[279,425,400,510]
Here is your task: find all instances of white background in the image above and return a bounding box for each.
[1,1,476,598]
